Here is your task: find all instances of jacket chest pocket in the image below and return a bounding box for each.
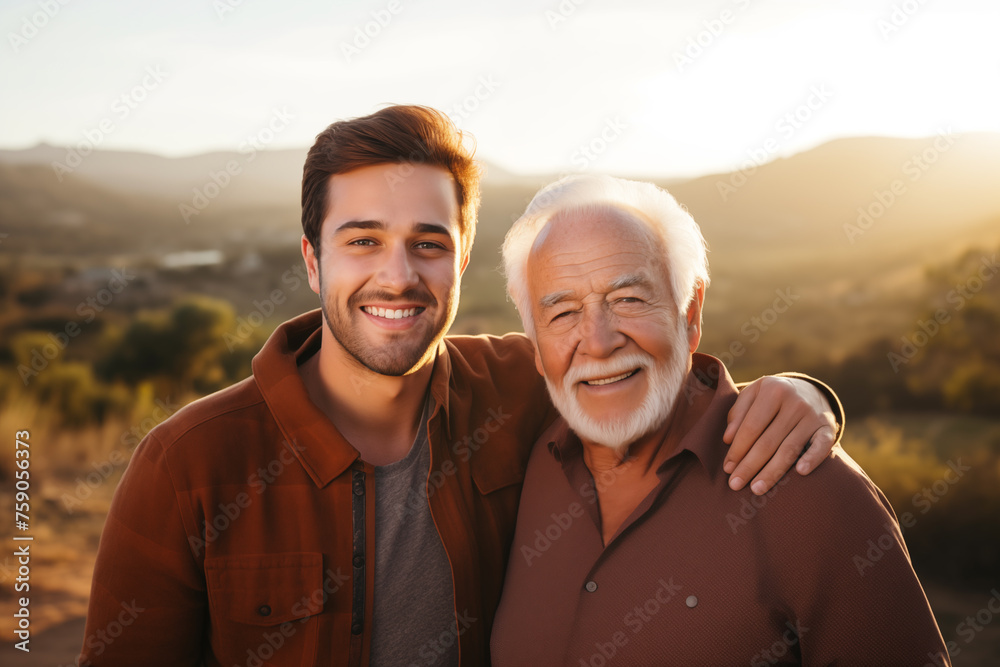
[205,552,324,666]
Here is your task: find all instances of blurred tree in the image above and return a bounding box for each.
[96,296,238,395]
[907,301,1000,416]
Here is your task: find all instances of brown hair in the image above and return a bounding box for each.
[301,105,481,255]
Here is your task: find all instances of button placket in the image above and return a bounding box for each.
[351,468,366,637]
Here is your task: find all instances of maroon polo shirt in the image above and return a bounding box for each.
[491,353,949,667]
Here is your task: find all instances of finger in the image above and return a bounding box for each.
[747,418,819,495]
[725,392,781,480]
[795,424,837,475]
[726,407,787,491]
[723,381,759,445]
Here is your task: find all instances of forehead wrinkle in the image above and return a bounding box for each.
[543,247,653,270]
[537,249,651,283]
[542,253,654,289]
[527,213,666,309]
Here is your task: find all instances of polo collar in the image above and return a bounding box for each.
[545,353,738,483]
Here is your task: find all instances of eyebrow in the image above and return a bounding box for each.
[333,220,453,237]
[538,274,649,310]
[608,274,648,291]
[539,289,575,309]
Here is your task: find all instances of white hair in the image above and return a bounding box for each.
[502,174,710,338]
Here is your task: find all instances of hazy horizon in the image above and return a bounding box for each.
[5,128,1000,183]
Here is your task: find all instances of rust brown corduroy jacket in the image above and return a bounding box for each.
[80,309,844,666]
[80,310,557,666]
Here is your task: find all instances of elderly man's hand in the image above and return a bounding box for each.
[722,376,839,495]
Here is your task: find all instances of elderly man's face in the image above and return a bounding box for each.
[526,206,700,449]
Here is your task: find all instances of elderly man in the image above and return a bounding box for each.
[491,175,950,666]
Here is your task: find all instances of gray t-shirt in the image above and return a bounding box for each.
[371,400,459,667]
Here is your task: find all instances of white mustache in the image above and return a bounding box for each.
[563,353,655,388]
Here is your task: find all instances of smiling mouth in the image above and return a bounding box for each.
[361,306,425,320]
[583,368,640,386]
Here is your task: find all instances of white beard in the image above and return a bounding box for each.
[543,321,690,452]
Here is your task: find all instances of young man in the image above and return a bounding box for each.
[80,106,843,666]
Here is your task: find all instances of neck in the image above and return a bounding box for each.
[299,324,435,466]
[579,371,711,545]
[580,408,679,479]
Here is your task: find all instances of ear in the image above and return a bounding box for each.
[533,341,545,378]
[459,250,471,277]
[684,280,706,353]
[302,235,321,295]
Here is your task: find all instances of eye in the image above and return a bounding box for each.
[550,310,576,322]
[617,297,643,304]
[414,241,447,251]
[348,238,377,247]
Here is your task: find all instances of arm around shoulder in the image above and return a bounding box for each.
[725,372,844,494]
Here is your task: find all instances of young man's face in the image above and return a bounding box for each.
[303,162,469,376]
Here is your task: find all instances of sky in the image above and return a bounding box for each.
[2,0,999,178]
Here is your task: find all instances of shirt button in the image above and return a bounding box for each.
[257,604,272,617]
[351,623,363,635]
[585,581,598,593]
[353,483,364,496]
[353,555,364,568]
[686,595,698,608]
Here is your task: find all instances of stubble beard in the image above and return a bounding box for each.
[318,265,459,377]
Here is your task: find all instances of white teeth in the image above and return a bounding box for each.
[363,306,418,320]
[585,369,638,386]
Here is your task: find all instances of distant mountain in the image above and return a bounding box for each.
[3,133,999,356]
[0,144,533,210]
[662,133,1000,271]
[0,143,307,210]
[3,133,998,275]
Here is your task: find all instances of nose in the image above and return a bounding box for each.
[576,303,626,359]
[375,242,419,293]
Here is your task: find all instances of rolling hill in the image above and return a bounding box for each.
[2,133,999,353]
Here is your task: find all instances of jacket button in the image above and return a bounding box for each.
[257,604,271,617]
[353,483,364,496]
[353,555,364,568]
[686,595,698,608]
[584,581,598,593]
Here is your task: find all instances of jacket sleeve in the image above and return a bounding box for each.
[79,432,207,665]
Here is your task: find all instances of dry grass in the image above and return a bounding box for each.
[0,394,181,642]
